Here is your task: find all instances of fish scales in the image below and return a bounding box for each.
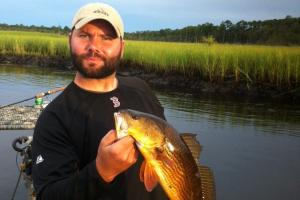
[162,128,201,199]
[115,109,204,200]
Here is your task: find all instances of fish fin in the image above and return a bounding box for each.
[181,133,215,199]
[139,160,146,182]
[198,165,216,200]
[143,161,159,192]
[180,133,202,163]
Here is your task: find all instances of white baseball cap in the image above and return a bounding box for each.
[71,2,124,38]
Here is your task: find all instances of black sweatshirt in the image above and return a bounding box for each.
[31,76,168,200]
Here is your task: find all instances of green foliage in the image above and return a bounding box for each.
[124,40,300,87]
[201,35,216,45]
[1,17,300,45]
[0,31,69,57]
[125,17,300,45]
[0,30,299,88]
[0,23,70,35]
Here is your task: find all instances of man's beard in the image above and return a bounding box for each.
[71,51,120,79]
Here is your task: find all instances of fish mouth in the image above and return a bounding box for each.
[114,112,129,139]
[114,112,144,148]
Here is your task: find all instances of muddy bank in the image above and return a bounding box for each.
[0,54,72,69]
[1,55,299,104]
[118,67,300,104]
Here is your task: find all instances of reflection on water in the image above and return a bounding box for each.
[0,64,74,106]
[0,64,299,200]
[157,91,300,137]
[157,91,300,200]
[0,64,74,85]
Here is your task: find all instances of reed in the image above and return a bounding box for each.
[125,41,300,86]
[0,30,299,87]
[0,31,69,57]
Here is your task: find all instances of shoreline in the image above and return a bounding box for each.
[1,54,299,104]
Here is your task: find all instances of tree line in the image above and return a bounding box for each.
[1,16,299,45]
[125,16,300,45]
[0,23,70,35]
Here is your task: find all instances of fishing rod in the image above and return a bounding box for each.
[0,86,65,109]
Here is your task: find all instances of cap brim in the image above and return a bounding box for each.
[74,16,121,38]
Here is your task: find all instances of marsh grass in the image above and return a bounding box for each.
[0,31,69,57]
[126,41,300,87]
[1,31,299,87]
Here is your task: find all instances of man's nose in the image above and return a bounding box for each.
[87,37,101,53]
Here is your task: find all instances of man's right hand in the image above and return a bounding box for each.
[95,130,138,182]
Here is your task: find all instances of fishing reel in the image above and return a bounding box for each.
[12,136,33,176]
[11,136,36,199]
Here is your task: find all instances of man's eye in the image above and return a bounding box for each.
[79,34,88,38]
[102,35,113,40]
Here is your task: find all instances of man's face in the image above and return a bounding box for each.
[69,20,124,79]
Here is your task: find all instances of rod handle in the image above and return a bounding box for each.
[35,87,65,98]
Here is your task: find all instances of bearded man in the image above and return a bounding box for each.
[31,2,168,200]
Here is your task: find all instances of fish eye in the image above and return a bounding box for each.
[155,146,164,153]
[132,114,140,120]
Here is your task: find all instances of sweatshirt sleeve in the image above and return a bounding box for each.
[31,110,123,200]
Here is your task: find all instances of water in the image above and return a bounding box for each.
[0,64,299,200]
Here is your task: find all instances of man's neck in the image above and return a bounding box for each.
[74,72,118,92]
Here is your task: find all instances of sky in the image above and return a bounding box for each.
[0,0,299,32]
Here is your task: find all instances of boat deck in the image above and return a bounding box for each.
[0,106,42,130]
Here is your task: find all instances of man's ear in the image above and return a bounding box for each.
[120,39,125,59]
[68,31,73,47]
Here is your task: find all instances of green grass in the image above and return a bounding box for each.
[125,41,300,87]
[1,30,299,87]
[0,31,69,57]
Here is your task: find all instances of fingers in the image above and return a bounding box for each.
[115,135,135,147]
[101,130,135,148]
[100,130,117,147]
[127,144,139,164]
[96,131,139,182]
[111,136,138,161]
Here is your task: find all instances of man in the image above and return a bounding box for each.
[31,2,168,200]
